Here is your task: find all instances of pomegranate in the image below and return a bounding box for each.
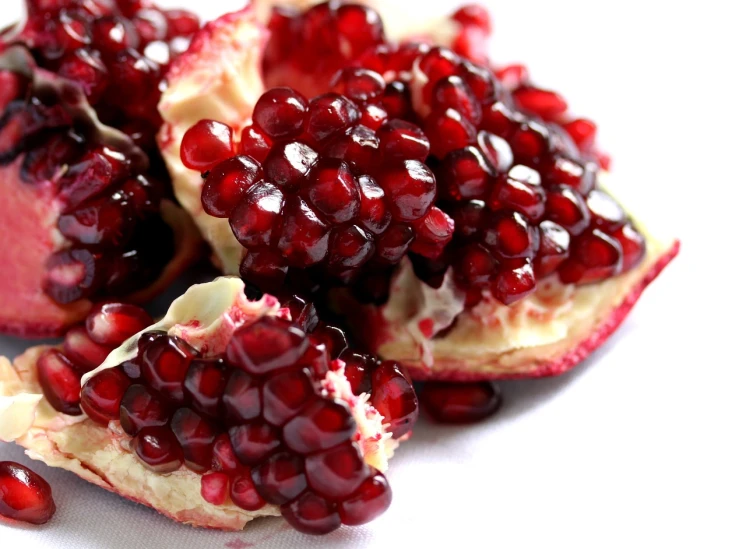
[0,278,417,534]
[0,461,56,525]
[158,0,677,384]
[0,0,203,337]
[420,381,502,423]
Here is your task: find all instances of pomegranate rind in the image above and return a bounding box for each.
[342,185,679,380]
[0,279,395,530]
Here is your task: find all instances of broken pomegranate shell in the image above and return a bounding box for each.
[0,278,416,533]
[0,1,204,338]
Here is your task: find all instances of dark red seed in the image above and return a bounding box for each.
[535,221,571,278]
[327,225,375,270]
[313,325,348,361]
[562,118,597,152]
[119,384,171,436]
[424,108,477,158]
[226,317,309,375]
[357,175,391,235]
[239,248,289,294]
[170,408,218,473]
[283,398,357,454]
[305,442,369,500]
[211,434,240,472]
[202,155,262,218]
[278,196,331,266]
[421,382,502,423]
[455,244,495,286]
[477,130,512,173]
[482,210,539,260]
[558,229,624,285]
[359,103,388,130]
[431,75,482,125]
[37,349,82,416]
[542,157,595,196]
[324,124,379,173]
[253,87,308,139]
[339,472,392,526]
[410,207,455,259]
[63,326,112,373]
[612,223,646,272]
[370,361,418,439]
[230,473,266,511]
[586,189,627,232]
[281,491,341,535]
[377,119,429,162]
[180,119,233,171]
[252,452,307,505]
[140,334,197,403]
[282,294,319,333]
[264,142,319,190]
[488,165,545,221]
[92,16,140,55]
[229,181,284,248]
[200,472,229,505]
[0,462,56,525]
[378,160,436,222]
[306,159,360,224]
[451,199,486,239]
[491,260,537,304]
[340,352,374,395]
[545,185,592,236]
[239,124,272,162]
[512,86,568,121]
[439,146,494,200]
[183,359,228,418]
[80,368,130,425]
[305,93,360,143]
[332,67,385,103]
[86,303,152,347]
[229,421,281,466]
[262,368,316,426]
[380,80,412,119]
[133,426,183,473]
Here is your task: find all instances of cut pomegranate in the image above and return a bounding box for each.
[1,278,414,534]
[0,0,202,337]
[0,461,56,525]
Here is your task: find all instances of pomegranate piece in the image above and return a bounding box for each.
[420,382,502,423]
[0,462,56,525]
[0,1,200,338]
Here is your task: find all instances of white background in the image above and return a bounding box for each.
[2,0,745,547]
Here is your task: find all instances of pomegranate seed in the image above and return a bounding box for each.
[375,224,415,263]
[494,64,530,90]
[482,210,539,259]
[282,294,319,333]
[327,225,375,271]
[140,333,197,403]
[253,87,308,139]
[477,130,513,172]
[451,199,486,239]
[170,408,218,473]
[305,93,360,143]
[239,124,272,162]
[424,108,477,158]
[612,223,646,272]
[370,361,418,438]
[239,248,289,293]
[545,185,592,236]
[211,434,240,472]
[440,146,495,200]
[133,426,183,473]
[512,86,568,121]
[91,16,140,56]
[325,124,379,173]
[164,9,200,37]
[200,472,229,506]
[360,103,388,130]
[562,118,597,152]
[421,382,502,423]
[340,352,374,395]
[229,421,281,466]
[202,155,262,218]
[252,452,307,505]
[332,67,385,103]
[559,229,623,284]
[510,121,549,163]
[261,368,319,427]
[380,81,412,119]
[305,442,369,500]
[86,303,152,346]
[227,317,309,375]
[488,165,546,221]
[57,49,107,103]
[0,462,56,525]
[543,157,595,195]
[377,119,429,162]
[283,398,357,454]
[264,142,319,190]
[586,189,627,232]
[80,367,130,425]
[281,491,341,535]
[183,359,228,418]
[307,159,361,224]
[378,160,436,222]
[410,207,455,259]
[491,260,537,304]
[119,384,171,436]
[339,472,392,526]
[535,221,571,278]
[357,175,391,235]
[230,473,266,511]
[432,75,482,125]
[455,244,495,286]
[452,5,491,33]
[181,120,233,172]
[229,181,284,248]
[37,349,82,415]
[63,326,112,373]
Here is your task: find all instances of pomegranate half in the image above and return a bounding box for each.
[158,1,678,382]
[0,278,416,533]
[0,0,204,338]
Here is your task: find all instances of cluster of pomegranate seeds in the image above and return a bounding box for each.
[420,382,502,424]
[181,79,455,290]
[66,300,416,534]
[0,462,56,525]
[0,62,176,304]
[7,0,200,145]
[37,303,153,415]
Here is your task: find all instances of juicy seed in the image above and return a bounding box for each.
[305,442,369,500]
[226,317,309,375]
[133,426,184,473]
[37,349,82,416]
[370,361,418,438]
[0,462,56,525]
[420,382,502,424]
[85,303,152,346]
[339,472,392,526]
[251,452,308,505]
[281,491,341,535]
[80,367,131,425]
[180,119,234,171]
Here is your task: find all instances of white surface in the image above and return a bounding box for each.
[2,0,745,547]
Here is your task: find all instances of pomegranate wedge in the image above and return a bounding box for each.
[0,0,203,337]
[158,1,677,382]
[0,278,416,534]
